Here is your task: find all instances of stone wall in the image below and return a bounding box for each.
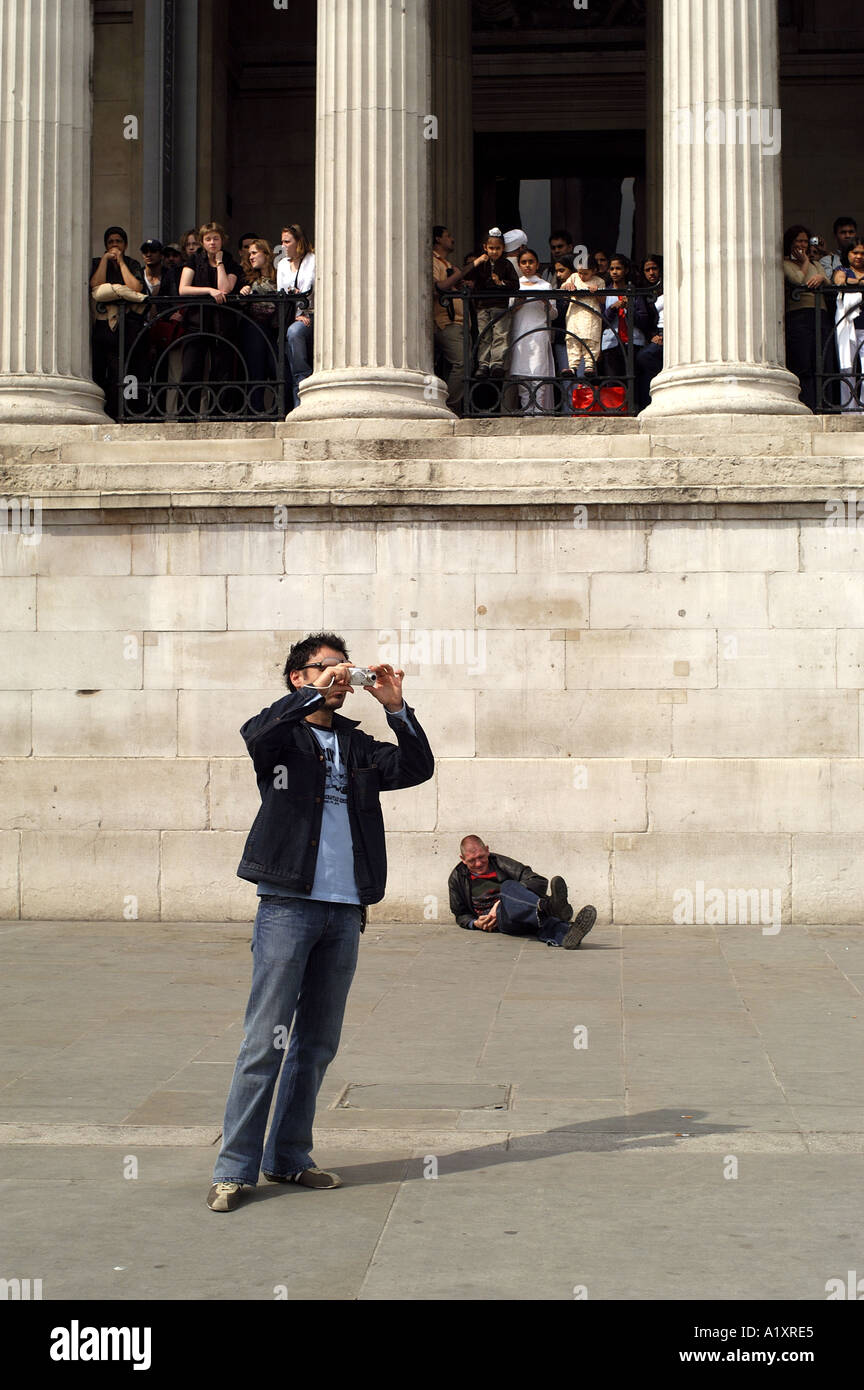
[2,416,864,926]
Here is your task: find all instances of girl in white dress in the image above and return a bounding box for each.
[509,248,557,415]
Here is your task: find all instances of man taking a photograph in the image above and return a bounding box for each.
[208,632,434,1212]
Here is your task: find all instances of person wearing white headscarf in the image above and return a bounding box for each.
[834,241,864,412]
[509,246,557,415]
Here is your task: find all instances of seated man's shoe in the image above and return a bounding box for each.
[264,1166,343,1189]
[489,365,506,378]
[207,1180,249,1212]
[563,905,597,950]
[549,875,573,922]
[475,364,490,378]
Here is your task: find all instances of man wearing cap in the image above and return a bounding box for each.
[449,835,596,949]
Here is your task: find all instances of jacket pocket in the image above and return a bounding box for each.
[351,765,381,811]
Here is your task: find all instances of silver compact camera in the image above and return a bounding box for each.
[347,667,376,687]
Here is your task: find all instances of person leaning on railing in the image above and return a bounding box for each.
[600,254,645,382]
[559,253,606,380]
[89,225,145,419]
[238,239,279,416]
[276,224,316,410]
[832,239,864,413]
[634,253,664,411]
[783,224,832,413]
[178,221,241,418]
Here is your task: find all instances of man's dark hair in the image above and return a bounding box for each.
[238,230,259,246]
[834,216,857,236]
[549,228,574,245]
[432,225,447,243]
[283,632,350,688]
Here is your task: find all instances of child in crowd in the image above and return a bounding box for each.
[463,227,519,377]
[559,252,606,378]
[510,247,557,414]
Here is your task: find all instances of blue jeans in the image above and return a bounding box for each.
[213,898,362,1184]
[496,880,569,947]
[286,317,313,408]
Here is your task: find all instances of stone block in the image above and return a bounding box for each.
[209,760,258,830]
[32,692,178,757]
[0,831,19,918]
[0,531,39,576]
[672,691,857,757]
[132,522,285,576]
[591,573,768,629]
[769,573,864,627]
[37,577,226,631]
[474,574,588,630]
[475,690,671,758]
[179,691,279,757]
[516,519,646,573]
[143,632,293,690]
[838,632,864,688]
[828,761,864,832]
[226,576,323,630]
[792,834,864,923]
[0,579,36,629]
[1,632,143,690]
[376,522,516,573]
[565,629,716,689]
[282,521,376,574]
[324,574,476,631]
[612,832,790,926]
[437,760,646,833]
[20,832,160,920]
[379,775,438,833]
[717,629,836,689]
[647,520,798,571]
[799,517,864,570]
[370,626,560,691]
[1,759,208,830]
[160,832,258,922]
[34,526,132,575]
[647,759,830,832]
[0,694,30,755]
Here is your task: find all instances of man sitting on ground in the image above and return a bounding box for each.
[448,834,596,949]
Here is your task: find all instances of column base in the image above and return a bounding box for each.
[0,374,108,425]
[640,362,810,418]
[288,368,454,422]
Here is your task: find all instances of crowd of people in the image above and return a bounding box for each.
[88,212,864,421]
[432,224,663,416]
[783,215,864,413]
[89,222,314,419]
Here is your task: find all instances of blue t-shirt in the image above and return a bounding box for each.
[256,703,414,904]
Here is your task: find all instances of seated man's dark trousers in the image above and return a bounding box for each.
[496,880,571,947]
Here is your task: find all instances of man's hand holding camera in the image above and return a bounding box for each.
[306,661,406,712]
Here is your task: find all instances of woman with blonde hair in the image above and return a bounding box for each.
[239,238,279,414]
[276,223,316,408]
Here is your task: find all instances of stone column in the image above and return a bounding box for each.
[641,0,807,417]
[644,0,663,254]
[0,0,107,422]
[291,0,451,421]
[431,0,474,265]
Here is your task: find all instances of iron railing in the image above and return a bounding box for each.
[109,291,308,421]
[439,282,661,417]
[788,282,864,413]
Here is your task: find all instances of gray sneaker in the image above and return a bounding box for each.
[264,1166,343,1190]
[563,905,597,950]
[207,1180,249,1212]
